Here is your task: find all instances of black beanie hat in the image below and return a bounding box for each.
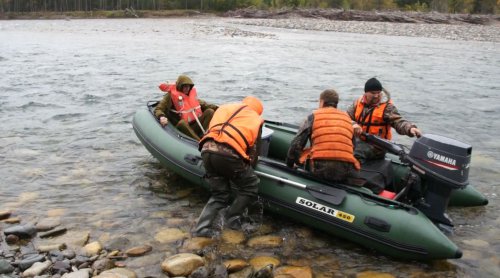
[364,77,383,92]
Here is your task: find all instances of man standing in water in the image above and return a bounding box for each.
[193,96,264,237]
[347,77,422,163]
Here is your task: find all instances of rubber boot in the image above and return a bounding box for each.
[193,197,226,237]
[225,195,255,230]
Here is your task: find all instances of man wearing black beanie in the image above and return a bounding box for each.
[346,77,422,162]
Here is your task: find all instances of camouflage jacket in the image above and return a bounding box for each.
[346,94,418,137]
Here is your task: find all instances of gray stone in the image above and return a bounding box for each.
[35,217,61,231]
[188,266,209,278]
[18,254,45,271]
[0,260,15,274]
[39,227,67,238]
[211,264,228,278]
[61,250,76,259]
[91,258,114,274]
[104,237,130,252]
[52,260,71,273]
[3,224,37,238]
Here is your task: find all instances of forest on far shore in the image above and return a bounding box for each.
[1,0,499,15]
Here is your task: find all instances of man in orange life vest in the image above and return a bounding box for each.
[286,90,360,182]
[347,77,422,162]
[193,96,264,237]
[154,75,217,141]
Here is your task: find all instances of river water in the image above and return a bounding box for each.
[1,18,499,277]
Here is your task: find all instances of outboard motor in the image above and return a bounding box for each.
[406,134,472,230]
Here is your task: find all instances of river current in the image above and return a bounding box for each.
[1,18,499,277]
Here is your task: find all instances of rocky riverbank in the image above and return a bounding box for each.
[224,8,500,25]
[0,209,285,278]
[221,9,500,42]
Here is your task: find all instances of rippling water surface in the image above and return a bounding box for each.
[1,18,499,277]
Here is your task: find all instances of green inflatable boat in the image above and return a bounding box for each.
[132,102,488,261]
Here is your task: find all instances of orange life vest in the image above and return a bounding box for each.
[354,96,393,140]
[200,103,263,161]
[163,84,202,124]
[299,107,360,170]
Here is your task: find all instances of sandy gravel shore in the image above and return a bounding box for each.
[228,17,500,42]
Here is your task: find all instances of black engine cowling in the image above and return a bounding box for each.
[407,134,471,189]
[406,134,472,229]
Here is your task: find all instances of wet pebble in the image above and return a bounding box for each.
[189,265,209,278]
[3,224,37,238]
[249,257,280,270]
[22,260,52,277]
[124,245,152,257]
[5,234,19,245]
[161,253,205,277]
[2,218,21,224]
[0,259,15,274]
[36,217,61,231]
[252,264,274,278]
[17,254,45,270]
[0,210,12,220]
[61,268,91,278]
[274,265,312,278]
[247,235,282,248]
[95,267,137,278]
[154,228,189,243]
[228,265,253,278]
[104,237,131,252]
[62,249,76,260]
[181,237,215,251]
[52,260,71,275]
[81,241,102,257]
[223,259,248,273]
[37,243,66,252]
[39,227,68,238]
[212,264,228,278]
[355,271,395,278]
[92,258,114,273]
[221,230,245,244]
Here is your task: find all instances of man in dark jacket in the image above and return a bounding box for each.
[346,77,422,162]
[192,96,264,237]
[154,75,217,140]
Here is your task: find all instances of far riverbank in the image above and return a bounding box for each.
[2,7,499,26]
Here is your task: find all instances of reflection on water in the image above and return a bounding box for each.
[0,18,499,277]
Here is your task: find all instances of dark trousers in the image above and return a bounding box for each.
[354,138,387,164]
[193,151,259,235]
[312,160,357,183]
[176,108,215,141]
